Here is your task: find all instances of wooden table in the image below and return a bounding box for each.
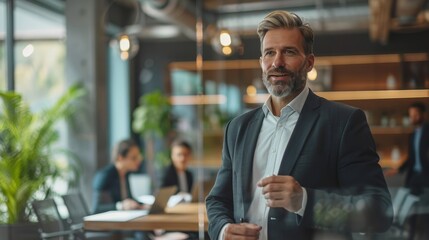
[84,203,208,232]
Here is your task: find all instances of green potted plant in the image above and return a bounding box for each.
[132,90,174,189]
[0,84,84,239]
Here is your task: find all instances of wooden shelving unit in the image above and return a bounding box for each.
[169,53,429,169]
[243,89,429,104]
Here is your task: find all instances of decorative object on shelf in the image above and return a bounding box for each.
[389,116,397,127]
[370,0,429,44]
[402,115,411,127]
[381,113,390,127]
[395,0,428,25]
[0,84,84,225]
[391,145,401,163]
[386,73,397,90]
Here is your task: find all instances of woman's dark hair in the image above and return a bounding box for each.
[111,139,138,163]
[171,139,192,152]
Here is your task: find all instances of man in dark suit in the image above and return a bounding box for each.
[205,10,393,240]
[389,102,429,195]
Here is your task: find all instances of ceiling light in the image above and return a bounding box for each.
[219,30,232,46]
[222,46,232,55]
[116,33,139,61]
[211,28,242,56]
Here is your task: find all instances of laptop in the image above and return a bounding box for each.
[84,186,177,222]
[148,185,177,214]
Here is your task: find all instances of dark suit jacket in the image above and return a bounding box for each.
[161,164,193,194]
[399,123,429,187]
[92,164,140,213]
[206,90,393,240]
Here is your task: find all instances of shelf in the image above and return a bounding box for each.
[370,126,413,135]
[243,89,429,104]
[169,53,429,71]
[189,159,221,169]
[169,54,428,171]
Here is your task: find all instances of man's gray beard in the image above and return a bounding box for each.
[262,71,307,98]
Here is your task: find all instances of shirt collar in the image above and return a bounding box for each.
[262,86,309,117]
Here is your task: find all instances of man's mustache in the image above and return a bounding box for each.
[267,67,294,76]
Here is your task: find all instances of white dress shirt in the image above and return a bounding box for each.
[178,171,189,193]
[219,87,309,240]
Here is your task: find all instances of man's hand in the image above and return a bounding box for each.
[121,198,141,210]
[224,223,261,240]
[257,175,303,212]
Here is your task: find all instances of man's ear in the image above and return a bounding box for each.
[306,54,315,72]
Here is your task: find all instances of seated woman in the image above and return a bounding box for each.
[92,139,146,213]
[161,139,193,194]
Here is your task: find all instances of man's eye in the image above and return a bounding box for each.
[284,49,296,56]
[264,51,275,56]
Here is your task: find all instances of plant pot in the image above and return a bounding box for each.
[0,222,40,240]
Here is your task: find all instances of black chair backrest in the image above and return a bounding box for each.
[397,194,420,226]
[392,187,411,222]
[31,198,69,240]
[62,192,90,225]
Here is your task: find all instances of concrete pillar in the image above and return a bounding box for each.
[65,0,108,207]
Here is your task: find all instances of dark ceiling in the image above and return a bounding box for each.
[12,0,429,44]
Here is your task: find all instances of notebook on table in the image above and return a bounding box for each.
[84,186,178,222]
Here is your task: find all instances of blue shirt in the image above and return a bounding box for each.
[413,126,423,172]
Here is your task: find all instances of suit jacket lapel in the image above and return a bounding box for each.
[278,91,321,175]
[241,109,264,215]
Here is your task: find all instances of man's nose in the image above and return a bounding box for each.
[272,53,286,68]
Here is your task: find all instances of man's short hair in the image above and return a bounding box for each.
[410,102,426,113]
[257,10,314,55]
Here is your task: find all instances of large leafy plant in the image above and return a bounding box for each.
[132,91,173,188]
[0,84,84,224]
[132,90,172,138]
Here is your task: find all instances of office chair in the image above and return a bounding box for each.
[62,192,112,240]
[31,198,78,240]
[62,192,89,230]
[392,187,411,223]
[383,193,420,240]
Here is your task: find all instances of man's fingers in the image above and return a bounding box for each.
[257,175,294,187]
[260,181,298,195]
[225,223,261,237]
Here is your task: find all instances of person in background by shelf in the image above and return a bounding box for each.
[161,139,194,194]
[385,101,429,195]
[205,10,393,240]
[92,139,147,213]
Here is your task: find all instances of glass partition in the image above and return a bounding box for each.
[0,1,6,90]
[12,2,69,195]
